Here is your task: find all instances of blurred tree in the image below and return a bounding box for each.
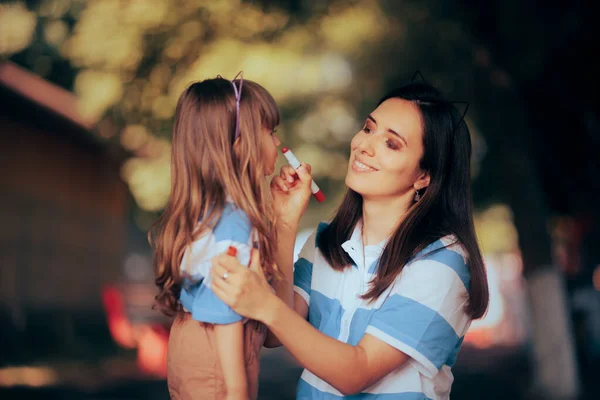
[442,0,598,398]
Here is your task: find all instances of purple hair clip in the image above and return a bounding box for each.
[231,71,244,141]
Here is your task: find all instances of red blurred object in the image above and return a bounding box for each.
[137,324,169,377]
[101,285,136,349]
[464,328,495,349]
[101,284,171,378]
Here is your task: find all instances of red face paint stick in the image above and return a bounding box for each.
[281,147,326,203]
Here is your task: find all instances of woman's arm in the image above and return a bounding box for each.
[210,252,408,395]
[271,223,297,308]
[264,224,312,348]
[263,224,297,348]
[264,163,313,347]
[262,293,407,394]
[214,322,247,399]
[268,162,313,308]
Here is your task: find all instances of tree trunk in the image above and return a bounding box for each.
[526,268,580,399]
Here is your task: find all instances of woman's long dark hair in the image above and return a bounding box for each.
[318,83,489,319]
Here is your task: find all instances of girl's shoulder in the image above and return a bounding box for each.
[210,202,253,243]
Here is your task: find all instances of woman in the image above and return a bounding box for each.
[210,82,490,399]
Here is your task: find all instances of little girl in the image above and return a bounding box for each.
[150,72,282,399]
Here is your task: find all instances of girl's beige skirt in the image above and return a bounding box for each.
[166,312,267,399]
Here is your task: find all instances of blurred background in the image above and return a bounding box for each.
[0,0,599,399]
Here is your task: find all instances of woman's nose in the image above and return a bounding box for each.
[357,134,375,156]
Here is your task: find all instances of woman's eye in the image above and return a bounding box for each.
[386,140,400,150]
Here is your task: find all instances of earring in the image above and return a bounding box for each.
[414,189,421,202]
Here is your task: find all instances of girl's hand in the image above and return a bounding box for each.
[211,248,276,322]
[270,163,313,230]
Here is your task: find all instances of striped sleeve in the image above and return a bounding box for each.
[293,228,320,306]
[365,247,471,378]
[181,205,253,325]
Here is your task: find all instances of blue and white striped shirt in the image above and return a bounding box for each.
[294,222,472,399]
[179,201,254,324]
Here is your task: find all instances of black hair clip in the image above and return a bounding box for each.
[449,101,469,131]
[411,70,428,84]
[411,70,469,131]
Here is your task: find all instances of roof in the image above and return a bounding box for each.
[0,61,125,157]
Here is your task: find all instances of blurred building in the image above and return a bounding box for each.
[0,62,130,360]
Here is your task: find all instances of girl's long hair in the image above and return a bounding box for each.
[318,83,489,319]
[150,77,280,316]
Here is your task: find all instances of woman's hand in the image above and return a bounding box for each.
[270,163,313,230]
[210,248,277,322]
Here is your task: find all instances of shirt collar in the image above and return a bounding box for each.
[341,220,387,265]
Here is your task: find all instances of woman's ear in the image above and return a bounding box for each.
[414,171,430,191]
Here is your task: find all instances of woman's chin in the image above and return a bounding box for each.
[345,176,368,196]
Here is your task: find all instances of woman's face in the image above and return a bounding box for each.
[346,98,430,200]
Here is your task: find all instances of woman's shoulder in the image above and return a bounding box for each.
[315,221,330,242]
[301,222,330,249]
[416,235,468,260]
[407,235,471,291]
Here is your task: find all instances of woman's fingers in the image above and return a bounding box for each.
[271,176,289,192]
[210,277,232,304]
[296,163,313,185]
[280,165,297,183]
[215,253,246,271]
[210,264,244,306]
[300,162,312,174]
[248,249,265,278]
[210,259,230,280]
[210,252,249,290]
[272,163,313,196]
[273,167,301,193]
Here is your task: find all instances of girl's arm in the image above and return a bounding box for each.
[214,322,248,399]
